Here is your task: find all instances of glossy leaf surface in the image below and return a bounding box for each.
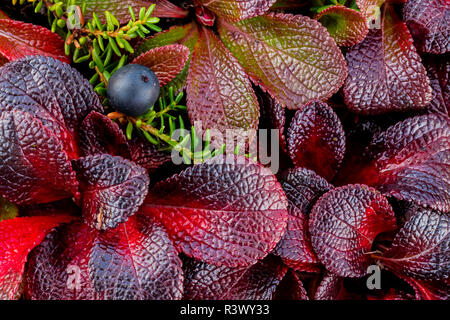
[403,0,449,54]
[218,13,347,109]
[143,156,288,267]
[0,20,69,65]
[0,56,102,204]
[73,154,149,230]
[273,168,332,272]
[187,27,259,141]
[309,185,397,277]
[132,44,190,87]
[0,216,73,299]
[25,216,183,300]
[316,5,368,47]
[343,5,432,114]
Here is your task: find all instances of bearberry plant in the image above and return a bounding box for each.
[0,0,448,301]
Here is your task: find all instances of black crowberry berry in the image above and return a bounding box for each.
[107,64,160,116]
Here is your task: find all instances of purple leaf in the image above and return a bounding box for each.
[0,56,103,204]
[287,100,345,181]
[338,114,450,212]
[183,255,287,300]
[273,167,332,272]
[377,206,449,281]
[403,0,449,54]
[309,184,397,277]
[128,136,172,172]
[195,0,277,21]
[313,272,344,300]
[343,4,432,114]
[72,154,149,230]
[0,110,79,204]
[423,54,449,116]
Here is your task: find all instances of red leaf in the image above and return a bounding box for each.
[403,277,450,300]
[196,0,277,21]
[0,216,73,299]
[25,215,183,300]
[187,27,259,141]
[377,206,449,281]
[403,0,449,54]
[287,100,345,181]
[218,13,347,109]
[309,184,397,277]
[73,154,149,230]
[316,5,369,47]
[79,111,131,159]
[128,135,172,172]
[338,114,450,212]
[132,44,190,86]
[183,257,247,300]
[183,255,287,300]
[0,56,102,204]
[273,270,309,300]
[343,4,432,114]
[313,272,345,300]
[135,23,200,93]
[273,168,332,272]
[143,155,288,267]
[0,20,69,65]
[78,0,188,24]
[424,54,449,116]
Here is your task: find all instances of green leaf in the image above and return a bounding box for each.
[195,0,277,21]
[136,23,198,54]
[316,5,369,47]
[186,27,259,143]
[218,13,347,109]
[0,196,18,222]
[74,0,188,24]
[126,121,133,140]
[108,36,121,56]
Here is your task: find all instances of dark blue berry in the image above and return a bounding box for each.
[107,64,160,117]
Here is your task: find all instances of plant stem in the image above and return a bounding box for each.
[127,117,193,158]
